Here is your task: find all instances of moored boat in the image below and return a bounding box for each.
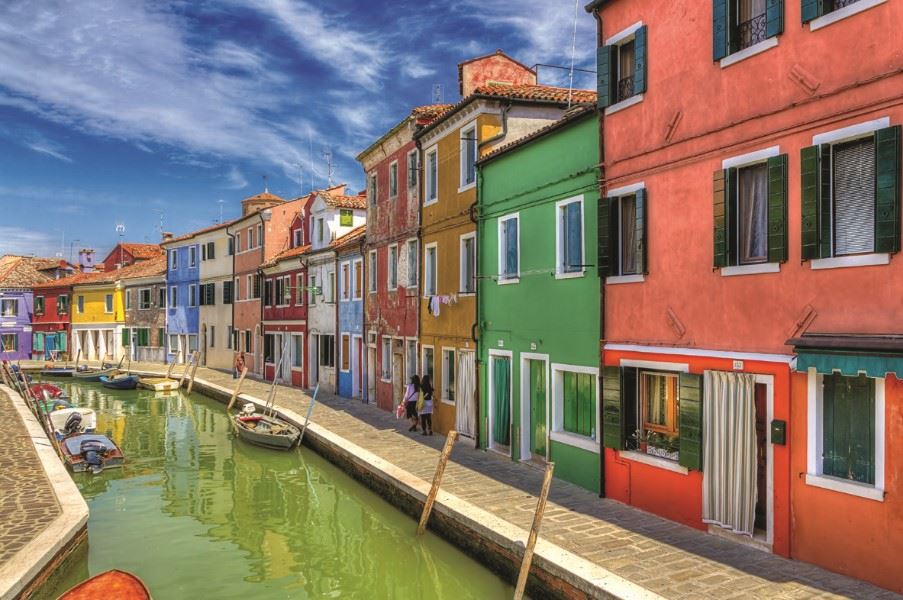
[233,404,301,450]
[30,382,68,399]
[138,377,179,392]
[57,569,151,600]
[49,407,97,439]
[73,366,120,382]
[60,434,124,474]
[36,398,73,413]
[41,367,75,377]
[100,374,139,390]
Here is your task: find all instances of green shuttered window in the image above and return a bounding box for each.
[597,25,647,109]
[562,371,596,438]
[822,374,875,485]
[713,0,783,61]
[800,126,901,260]
[122,328,131,347]
[599,189,647,277]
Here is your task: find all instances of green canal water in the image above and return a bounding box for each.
[36,380,511,599]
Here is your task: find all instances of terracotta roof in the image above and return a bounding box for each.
[416,83,597,140]
[0,256,53,288]
[120,243,163,260]
[457,50,536,77]
[321,191,367,210]
[478,104,597,164]
[331,225,367,250]
[164,217,242,245]
[30,257,74,272]
[261,244,311,269]
[241,191,285,204]
[411,104,455,123]
[33,255,166,289]
[356,104,454,162]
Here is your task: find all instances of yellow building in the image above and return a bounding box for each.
[71,272,125,362]
[415,51,597,438]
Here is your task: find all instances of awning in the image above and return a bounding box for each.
[786,333,903,378]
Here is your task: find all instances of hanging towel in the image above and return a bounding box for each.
[429,296,441,316]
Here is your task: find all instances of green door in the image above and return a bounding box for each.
[492,357,510,446]
[529,360,547,458]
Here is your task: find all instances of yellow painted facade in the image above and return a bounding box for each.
[71,284,125,324]
[71,282,126,361]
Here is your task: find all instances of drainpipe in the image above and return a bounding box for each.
[226,229,236,357]
[593,6,608,499]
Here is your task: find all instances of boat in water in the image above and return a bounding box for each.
[49,408,97,439]
[138,377,179,392]
[30,382,68,399]
[35,398,73,413]
[41,366,75,377]
[60,434,124,474]
[233,403,301,450]
[73,366,120,382]
[57,569,151,600]
[100,374,139,390]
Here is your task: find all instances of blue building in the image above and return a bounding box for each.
[162,236,200,363]
[335,227,365,399]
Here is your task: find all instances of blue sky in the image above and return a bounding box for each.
[0,0,595,261]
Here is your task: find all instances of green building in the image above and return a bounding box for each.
[476,106,601,493]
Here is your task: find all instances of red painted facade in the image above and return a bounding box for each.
[591,0,903,591]
[31,281,72,359]
[101,243,162,272]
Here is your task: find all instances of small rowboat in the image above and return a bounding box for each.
[30,383,68,399]
[61,434,124,474]
[57,569,151,600]
[100,374,139,390]
[233,404,301,450]
[138,377,179,392]
[36,398,73,413]
[41,367,75,377]
[73,366,119,382]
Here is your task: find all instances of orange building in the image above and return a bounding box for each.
[587,0,902,591]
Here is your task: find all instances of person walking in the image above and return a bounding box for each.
[403,374,420,432]
[419,374,434,436]
[233,352,245,379]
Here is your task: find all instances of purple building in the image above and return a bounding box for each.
[0,256,72,360]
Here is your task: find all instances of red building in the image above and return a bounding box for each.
[588,0,902,591]
[357,104,450,410]
[101,243,163,271]
[31,279,72,360]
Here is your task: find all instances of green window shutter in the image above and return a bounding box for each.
[819,143,832,258]
[58,332,67,352]
[875,125,901,254]
[713,0,729,60]
[800,145,822,260]
[801,0,825,23]
[602,366,623,449]
[678,373,703,471]
[765,0,784,37]
[713,169,729,268]
[140,328,150,347]
[633,26,647,95]
[158,328,165,348]
[635,189,648,274]
[122,328,130,347]
[597,45,614,109]
[849,376,876,485]
[33,332,44,352]
[767,154,789,263]
[597,197,611,277]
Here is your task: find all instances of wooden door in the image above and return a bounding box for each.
[529,360,547,459]
[393,353,404,407]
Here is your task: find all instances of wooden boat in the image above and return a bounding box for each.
[60,434,124,473]
[49,407,96,439]
[41,367,75,377]
[138,377,179,392]
[57,569,151,600]
[73,366,119,382]
[36,398,73,413]
[233,404,301,450]
[30,382,68,399]
[100,374,139,390]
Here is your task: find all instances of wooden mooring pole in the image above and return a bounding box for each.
[186,359,201,395]
[178,352,197,388]
[296,384,320,447]
[226,367,248,412]
[417,429,458,536]
[513,462,555,600]
[165,359,176,380]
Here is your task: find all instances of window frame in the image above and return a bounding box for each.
[405,238,418,288]
[34,295,45,316]
[188,246,197,268]
[170,250,178,270]
[550,363,600,453]
[388,244,398,291]
[188,284,197,308]
[424,146,439,205]
[367,250,377,294]
[555,195,586,280]
[295,273,305,306]
[423,242,438,297]
[291,333,304,371]
[389,160,399,199]
[441,347,456,405]
[407,149,418,189]
[368,172,378,207]
[380,336,392,382]
[459,122,478,191]
[459,232,476,295]
[0,298,16,317]
[104,293,114,314]
[497,213,520,284]
[138,288,152,310]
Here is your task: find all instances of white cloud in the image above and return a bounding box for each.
[0,226,57,257]
[221,165,248,190]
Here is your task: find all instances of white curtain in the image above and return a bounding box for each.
[702,371,758,537]
[456,351,475,438]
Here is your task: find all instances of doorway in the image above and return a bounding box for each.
[455,350,476,439]
[367,345,376,405]
[488,351,512,454]
[309,335,319,390]
[392,350,404,407]
[520,354,548,462]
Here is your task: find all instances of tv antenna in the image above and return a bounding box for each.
[262,174,269,193]
[432,83,444,104]
[152,209,165,239]
[322,149,334,187]
[217,199,225,224]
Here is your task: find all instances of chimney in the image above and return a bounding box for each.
[458,49,537,98]
[78,248,96,273]
[161,232,174,243]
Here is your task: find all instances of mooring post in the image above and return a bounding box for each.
[513,462,555,600]
[165,359,176,379]
[178,352,196,388]
[297,384,320,447]
[226,367,249,412]
[186,359,201,395]
[417,429,458,536]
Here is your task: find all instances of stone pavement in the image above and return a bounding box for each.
[0,388,61,566]
[37,361,902,599]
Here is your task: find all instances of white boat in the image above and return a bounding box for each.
[49,407,97,439]
[138,377,179,392]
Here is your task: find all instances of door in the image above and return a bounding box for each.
[456,351,476,439]
[529,359,547,459]
[367,346,376,404]
[309,335,319,388]
[354,338,363,398]
[754,383,768,532]
[201,324,207,366]
[491,356,511,449]
[392,352,404,407]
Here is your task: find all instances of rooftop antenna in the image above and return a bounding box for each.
[567,0,580,107]
[322,149,334,187]
[432,83,444,104]
[217,199,225,224]
[115,223,126,268]
[152,209,165,239]
[262,174,269,193]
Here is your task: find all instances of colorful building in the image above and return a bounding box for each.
[101,242,163,271]
[162,236,200,363]
[415,50,597,438]
[0,256,56,360]
[477,105,600,492]
[336,226,366,399]
[357,105,450,411]
[70,270,126,362]
[31,279,72,360]
[121,256,167,363]
[587,0,902,591]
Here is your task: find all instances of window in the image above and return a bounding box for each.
[341,334,350,371]
[292,334,303,368]
[340,209,353,227]
[713,0,783,62]
[247,226,254,249]
[209,326,215,348]
[327,271,336,303]
[407,150,418,188]
[158,287,166,308]
[104,294,113,313]
[188,246,197,267]
[257,224,263,248]
[309,274,318,305]
[252,274,261,299]
[317,218,324,243]
[498,214,519,281]
[460,234,476,293]
[425,148,438,204]
[603,191,645,277]
[460,125,477,188]
[389,161,398,198]
[801,124,901,261]
[388,245,398,290]
[236,232,242,252]
[136,328,150,347]
[282,276,291,305]
[77,295,84,314]
[293,229,303,248]
[442,349,456,403]
[264,334,275,363]
[296,274,304,305]
[234,277,241,301]
[406,239,418,287]
[368,173,377,207]
[319,335,335,367]
[169,334,179,354]
[34,296,45,315]
[57,294,69,315]
[271,278,280,306]
[0,299,16,317]
[1,333,17,351]
[421,346,434,382]
[341,262,351,301]
[802,0,873,25]
[139,288,152,310]
[244,330,251,353]
[125,290,132,310]
[353,260,363,300]
[201,244,206,261]
[206,241,215,260]
[381,337,392,381]
[170,286,177,307]
[188,285,197,307]
[424,243,437,296]
[223,280,233,304]
[170,250,178,270]
[228,237,234,255]
[597,25,647,109]
[368,251,377,294]
[188,334,198,353]
[557,197,584,277]
[406,339,417,380]
[227,325,234,350]
[553,367,597,443]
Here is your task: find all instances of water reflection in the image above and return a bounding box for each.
[37,380,510,599]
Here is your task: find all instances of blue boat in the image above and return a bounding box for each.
[100,374,139,390]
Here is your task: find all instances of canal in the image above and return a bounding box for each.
[36,380,512,599]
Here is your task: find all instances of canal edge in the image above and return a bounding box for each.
[187,375,664,600]
[0,385,89,600]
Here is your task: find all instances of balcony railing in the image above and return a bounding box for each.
[617,75,635,103]
[738,13,766,49]
[834,0,861,8]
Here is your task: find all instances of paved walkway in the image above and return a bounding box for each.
[31,361,902,599]
[0,388,61,567]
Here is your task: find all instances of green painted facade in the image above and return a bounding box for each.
[476,112,601,493]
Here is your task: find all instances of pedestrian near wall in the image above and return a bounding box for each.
[233,352,245,379]
[419,374,434,436]
[404,374,420,431]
